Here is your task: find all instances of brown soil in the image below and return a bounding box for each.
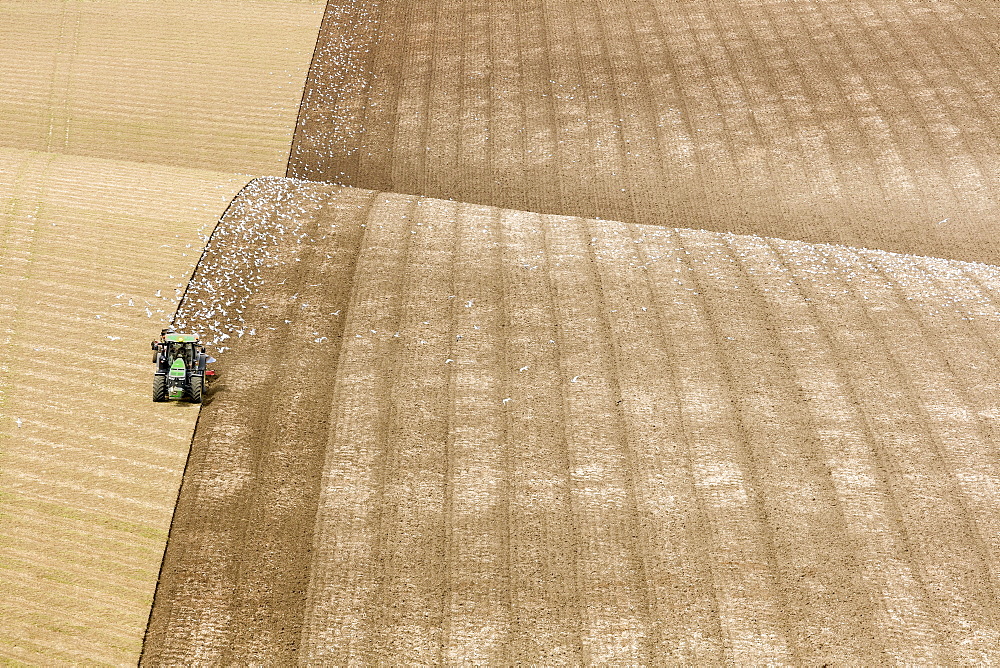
[290,0,1000,265]
[143,0,1000,662]
[142,179,372,663]
[143,180,1000,663]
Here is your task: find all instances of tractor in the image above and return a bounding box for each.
[152,331,213,403]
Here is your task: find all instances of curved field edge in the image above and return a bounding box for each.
[0,147,249,664]
[146,177,1000,664]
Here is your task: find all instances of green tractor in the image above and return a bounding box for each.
[152,331,213,403]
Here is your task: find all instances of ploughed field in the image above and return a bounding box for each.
[144,178,1000,664]
[291,0,1000,265]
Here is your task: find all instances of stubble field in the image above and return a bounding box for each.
[0,147,248,662]
[0,0,325,662]
[0,0,325,175]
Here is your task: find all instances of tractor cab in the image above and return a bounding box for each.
[152,332,211,403]
[164,338,197,367]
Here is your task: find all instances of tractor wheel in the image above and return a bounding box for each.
[190,375,204,404]
[153,375,167,402]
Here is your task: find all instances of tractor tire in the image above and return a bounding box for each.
[190,375,204,404]
[153,375,167,402]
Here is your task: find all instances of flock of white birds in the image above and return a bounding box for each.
[294,0,381,161]
[157,167,1000,368]
[172,177,335,351]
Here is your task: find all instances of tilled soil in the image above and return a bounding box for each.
[290,0,1000,265]
[144,179,1000,663]
[142,179,371,662]
[144,0,1000,662]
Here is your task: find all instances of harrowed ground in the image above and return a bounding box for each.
[145,177,1000,664]
[291,0,1000,265]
